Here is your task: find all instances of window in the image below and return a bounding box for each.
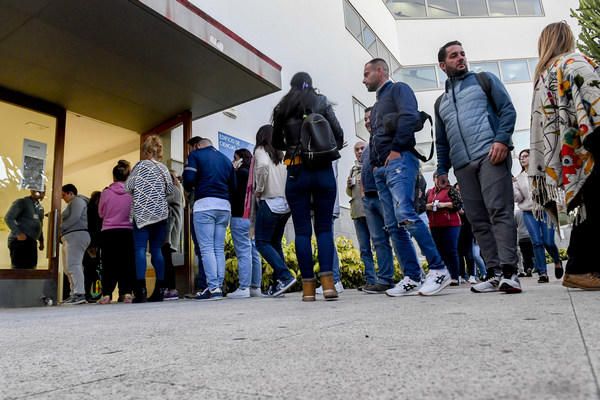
[382,0,543,18]
[384,0,427,18]
[500,59,530,82]
[515,0,543,16]
[470,61,501,78]
[458,0,488,16]
[343,0,402,73]
[428,0,459,17]
[396,66,438,90]
[352,98,370,141]
[435,65,447,88]
[488,0,517,16]
[527,58,539,78]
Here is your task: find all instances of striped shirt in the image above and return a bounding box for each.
[125,159,173,228]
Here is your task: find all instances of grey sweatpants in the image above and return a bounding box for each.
[62,231,91,295]
[454,156,518,274]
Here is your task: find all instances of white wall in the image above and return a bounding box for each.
[189,0,582,205]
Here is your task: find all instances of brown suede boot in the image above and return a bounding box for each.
[320,271,338,301]
[302,278,316,302]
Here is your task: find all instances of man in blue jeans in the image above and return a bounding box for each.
[363,57,450,296]
[183,138,235,301]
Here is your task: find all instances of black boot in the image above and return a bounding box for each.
[132,280,147,303]
[147,280,164,302]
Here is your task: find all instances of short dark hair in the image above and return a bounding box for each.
[365,106,372,113]
[187,136,204,147]
[438,40,462,62]
[366,58,389,74]
[61,183,78,195]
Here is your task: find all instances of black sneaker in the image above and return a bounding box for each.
[271,278,297,297]
[193,288,212,300]
[363,283,393,294]
[538,274,549,283]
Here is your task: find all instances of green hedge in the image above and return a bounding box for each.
[222,229,405,293]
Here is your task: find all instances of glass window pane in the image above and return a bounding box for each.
[516,0,543,15]
[428,0,459,17]
[383,0,427,17]
[500,59,530,82]
[436,65,447,88]
[527,58,539,77]
[343,1,362,41]
[470,61,501,78]
[458,0,488,16]
[488,0,517,16]
[376,39,392,66]
[390,58,402,82]
[353,99,369,141]
[361,24,377,57]
[397,66,438,90]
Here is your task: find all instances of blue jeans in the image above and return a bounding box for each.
[255,200,292,283]
[190,213,207,290]
[133,220,167,281]
[230,217,262,289]
[194,209,231,291]
[332,220,341,283]
[363,195,398,285]
[286,164,336,279]
[374,152,445,281]
[353,217,376,285]
[431,226,461,280]
[522,211,560,275]
[473,242,487,276]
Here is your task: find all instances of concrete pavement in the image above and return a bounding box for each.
[1,277,599,400]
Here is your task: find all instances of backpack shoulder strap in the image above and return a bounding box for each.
[475,72,497,114]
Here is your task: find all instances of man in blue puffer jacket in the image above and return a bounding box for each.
[435,40,520,294]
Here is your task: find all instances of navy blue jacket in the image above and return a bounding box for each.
[435,72,516,175]
[182,146,235,203]
[361,145,377,194]
[369,81,421,167]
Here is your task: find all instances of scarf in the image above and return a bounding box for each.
[529,52,600,225]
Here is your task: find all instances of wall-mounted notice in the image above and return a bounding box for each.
[218,131,254,161]
[21,139,47,191]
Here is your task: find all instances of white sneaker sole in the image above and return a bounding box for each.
[418,278,451,296]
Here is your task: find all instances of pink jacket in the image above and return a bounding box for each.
[98,182,133,230]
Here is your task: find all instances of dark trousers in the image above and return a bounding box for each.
[101,229,135,297]
[255,200,292,283]
[431,226,461,280]
[454,156,518,276]
[518,238,535,274]
[566,161,599,274]
[458,219,475,277]
[162,244,176,289]
[285,164,336,279]
[9,237,37,269]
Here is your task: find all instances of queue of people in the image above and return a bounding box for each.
[5,21,598,306]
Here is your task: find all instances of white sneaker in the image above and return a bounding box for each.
[316,281,344,295]
[249,287,264,297]
[418,268,451,296]
[227,287,250,299]
[468,276,478,284]
[470,275,500,293]
[385,277,421,297]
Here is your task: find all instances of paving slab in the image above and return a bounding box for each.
[1,278,599,400]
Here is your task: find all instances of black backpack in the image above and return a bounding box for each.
[299,112,340,168]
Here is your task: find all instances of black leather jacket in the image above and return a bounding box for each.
[272,94,344,155]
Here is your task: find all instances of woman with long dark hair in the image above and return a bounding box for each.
[530,22,600,289]
[253,125,295,297]
[229,148,262,298]
[513,149,561,282]
[272,72,343,301]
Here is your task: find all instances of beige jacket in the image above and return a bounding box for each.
[346,161,365,219]
[254,147,287,199]
[513,171,534,212]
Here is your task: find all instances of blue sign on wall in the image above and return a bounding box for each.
[218,131,254,161]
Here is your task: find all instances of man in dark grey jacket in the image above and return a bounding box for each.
[435,40,520,294]
[5,190,45,268]
[61,183,90,304]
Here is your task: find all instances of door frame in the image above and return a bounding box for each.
[141,110,193,293]
[0,86,66,282]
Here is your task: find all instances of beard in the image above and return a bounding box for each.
[448,65,468,78]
